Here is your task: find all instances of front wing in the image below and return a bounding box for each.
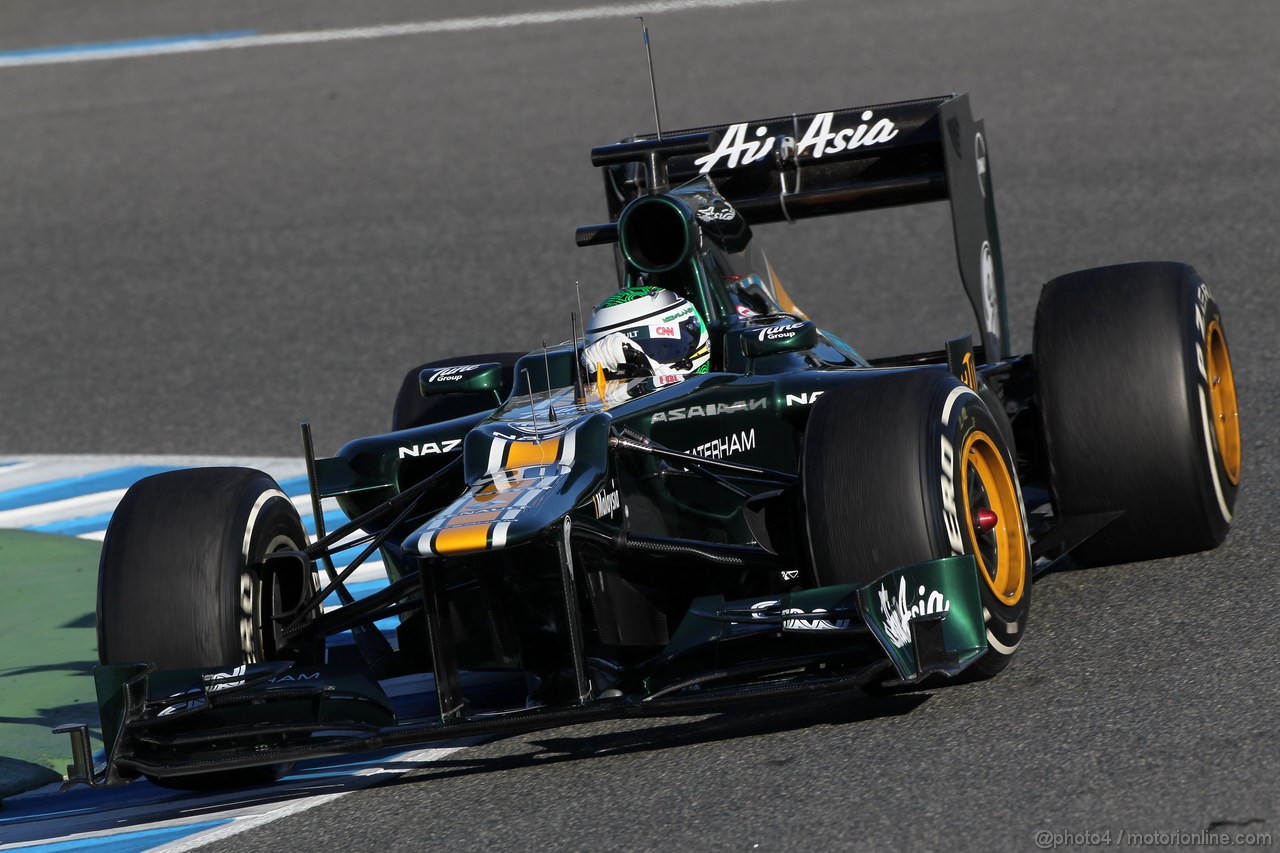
[70,555,987,785]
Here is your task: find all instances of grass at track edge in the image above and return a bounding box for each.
[0,530,102,802]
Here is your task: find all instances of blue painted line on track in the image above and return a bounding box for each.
[0,466,177,511]
[0,30,257,61]
[16,817,233,852]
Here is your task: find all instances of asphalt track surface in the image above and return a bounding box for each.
[2,1,1277,850]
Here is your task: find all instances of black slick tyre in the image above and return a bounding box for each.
[97,467,317,789]
[802,370,1032,679]
[391,352,523,431]
[1034,262,1241,566]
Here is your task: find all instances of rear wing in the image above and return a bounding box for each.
[582,93,1009,360]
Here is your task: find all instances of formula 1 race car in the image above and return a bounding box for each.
[66,93,1241,789]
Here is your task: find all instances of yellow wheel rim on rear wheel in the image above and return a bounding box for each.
[1206,319,1241,486]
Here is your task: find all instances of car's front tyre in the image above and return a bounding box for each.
[802,370,1032,679]
[97,466,318,788]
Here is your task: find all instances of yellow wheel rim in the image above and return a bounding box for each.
[1206,320,1241,486]
[960,430,1027,604]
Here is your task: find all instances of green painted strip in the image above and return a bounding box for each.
[0,530,102,800]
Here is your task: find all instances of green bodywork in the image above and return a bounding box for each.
[857,556,988,681]
[295,165,977,698]
[80,100,1022,781]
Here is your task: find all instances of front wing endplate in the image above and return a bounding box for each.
[856,555,988,682]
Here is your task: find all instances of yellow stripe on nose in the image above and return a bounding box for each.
[432,524,492,555]
[504,437,561,470]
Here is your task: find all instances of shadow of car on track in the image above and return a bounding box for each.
[371,691,932,787]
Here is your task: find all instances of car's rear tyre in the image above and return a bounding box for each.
[1034,262,1240,566]
[98,467,318,789]
[391,352,523,431]
[802,370,1031,679]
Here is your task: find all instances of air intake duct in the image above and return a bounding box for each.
[616,195,698,274]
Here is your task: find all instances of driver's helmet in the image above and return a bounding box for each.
[585,285,710,379]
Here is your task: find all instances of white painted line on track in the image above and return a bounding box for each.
[0,0,803,69]
[0,457,484,850]
[0,744,475,852]
[152,745,472,853]
[0,453,390,598]
[0,488,128,528]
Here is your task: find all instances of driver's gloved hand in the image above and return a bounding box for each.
[582,333,651,377]
[599,378,643,406]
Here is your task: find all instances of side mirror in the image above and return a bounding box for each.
[740,320,818,357]
[419,363,504,398]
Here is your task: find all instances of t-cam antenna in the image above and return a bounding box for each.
[572,282,587,405]
[541,340,558,423]
[636,17,662,140]
[575,281,586,336]
[571,313,587,405]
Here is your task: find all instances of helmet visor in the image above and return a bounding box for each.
[631,315,704,369]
